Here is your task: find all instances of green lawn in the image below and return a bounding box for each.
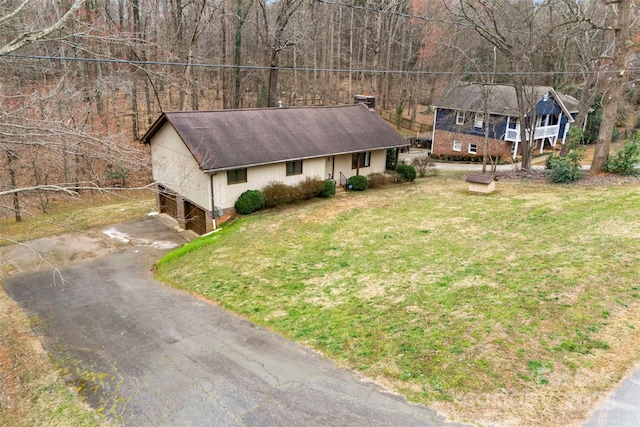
[157,174,640,425]
[0,190,155,246]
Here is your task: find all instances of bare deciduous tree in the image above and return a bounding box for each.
[0,0,86,54]
[590,0,634,173]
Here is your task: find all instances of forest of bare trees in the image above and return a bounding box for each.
[1,0,638,220]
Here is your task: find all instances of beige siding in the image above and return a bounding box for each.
[332,149,387,180]
[212,158,327,209]
[151,124,212,211]
[151,127,392,211]
[370,150,387,172]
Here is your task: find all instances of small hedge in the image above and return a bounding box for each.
[396,164,417,182]
[604,136,640,176]
[295,177,325,200]
[318,179,336,197]
[262,177,328,207]
[367,172,397,189]
[547,151,584,183]
[262,181,293,207]
[347,175,368,191]
[235,190,265,214]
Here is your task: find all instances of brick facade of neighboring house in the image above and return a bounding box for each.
[433,130,514,159]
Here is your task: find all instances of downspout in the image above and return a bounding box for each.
[332,156,335,181]
[210,173,217,230]
[432,109,438,154]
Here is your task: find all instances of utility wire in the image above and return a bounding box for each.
[1,53,634,76]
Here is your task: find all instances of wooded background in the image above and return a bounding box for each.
[1,0,638,220]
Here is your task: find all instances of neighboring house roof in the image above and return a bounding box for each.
[141,104,408,172]
[433,84,580,118]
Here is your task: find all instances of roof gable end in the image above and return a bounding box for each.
[434,84,578,118]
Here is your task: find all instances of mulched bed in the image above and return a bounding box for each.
[495,168,640,185]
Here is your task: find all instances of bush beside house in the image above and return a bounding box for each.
[396,164,417,182]
[319,179,336,197]
[235,190,266,214]
[347,175,368,191]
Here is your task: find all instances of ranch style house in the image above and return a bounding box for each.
[141,104,408,235]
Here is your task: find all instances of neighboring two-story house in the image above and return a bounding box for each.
[432,84,582,160]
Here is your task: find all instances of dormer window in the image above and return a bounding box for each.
[456,111,465,125]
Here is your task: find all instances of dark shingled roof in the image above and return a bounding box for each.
[433,84,580,117]
[141,104,408,172]
[465,174,496,184]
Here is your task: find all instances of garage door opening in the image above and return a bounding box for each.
[184,201,207,235]
[159,187,178,219]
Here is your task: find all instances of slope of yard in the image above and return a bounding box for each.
[157,174,640,426]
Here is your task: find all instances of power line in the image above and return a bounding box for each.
[1,53,634,76]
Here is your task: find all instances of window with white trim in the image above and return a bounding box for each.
[468,143,478,154]
[456,111,465,125]
[474,113,484,128]
[453,140,462,152]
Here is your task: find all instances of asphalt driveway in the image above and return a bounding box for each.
[2,216,467,426]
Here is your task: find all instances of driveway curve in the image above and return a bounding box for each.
[2,216,468,426]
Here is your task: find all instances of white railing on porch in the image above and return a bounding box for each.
[505,124,560,142]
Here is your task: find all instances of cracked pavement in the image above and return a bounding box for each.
[2,216,468,426]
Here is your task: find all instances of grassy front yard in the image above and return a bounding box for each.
[157,174,640,426]
[0,190,155,246]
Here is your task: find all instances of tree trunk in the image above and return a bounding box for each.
[514,83,535,170]
[6,149,22,222]
[131,77,139,139]
[590,0,632,173]
[560,72,596,156]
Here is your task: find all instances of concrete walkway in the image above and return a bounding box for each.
[399,148,525,172]
[2,216,468,426]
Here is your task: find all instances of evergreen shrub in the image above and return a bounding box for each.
[548,150,584,183]
[235,190,265,214]
[396,164,417,182]
[318,179,336,197]
[604,134,640,176]
[347,175,368,191]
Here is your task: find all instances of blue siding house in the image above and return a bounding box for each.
[432,84,582,160]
